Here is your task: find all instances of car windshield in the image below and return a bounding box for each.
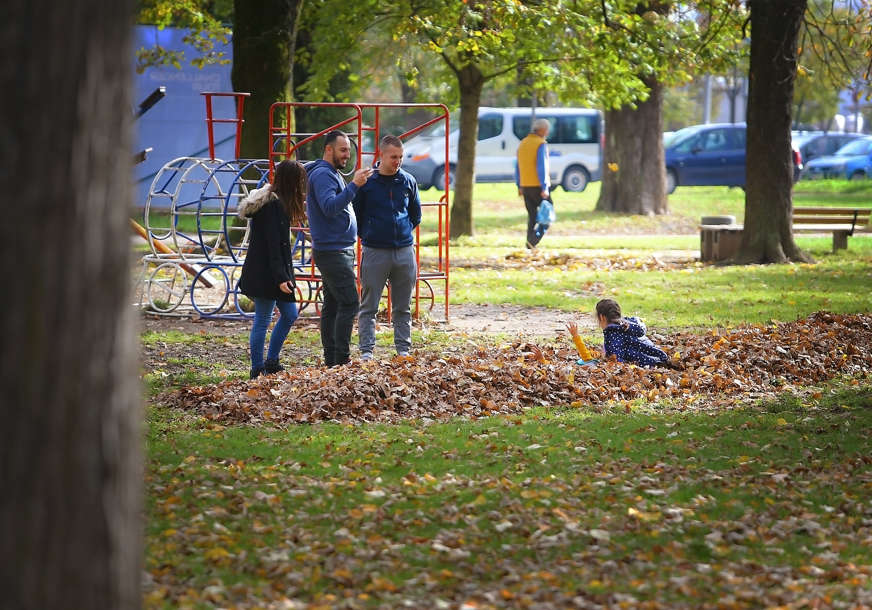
[665,125,706,149]
[834,138,872,156]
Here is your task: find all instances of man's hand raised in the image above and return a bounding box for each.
[352,167,374,187]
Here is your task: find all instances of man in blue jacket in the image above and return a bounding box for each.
[307,130,373,366]
[353,135,422,360]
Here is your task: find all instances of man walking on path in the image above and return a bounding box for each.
[515,117,553,249]
[306,130,373,366]
[353,135,422,360]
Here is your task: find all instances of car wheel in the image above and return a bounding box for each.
[561,165,589,192]
[432,165,455,191]
[665,169,678,194]
[850,170,866,181]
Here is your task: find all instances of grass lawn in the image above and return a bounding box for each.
[145,385,872,608]
[450,253,872,329]
[422,181,872,332]
[417,179,872,237]
[141,182,872,608]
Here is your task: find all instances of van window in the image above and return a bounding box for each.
[553,115,598,144]
[478,114,503,140]
[512,114,598,144]
[512,116,549,140]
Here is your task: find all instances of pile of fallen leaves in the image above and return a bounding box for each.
[500,251,699,271]
[164,312,872,424]
[439,252,699,272]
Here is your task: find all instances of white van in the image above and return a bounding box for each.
[402,107,604,192]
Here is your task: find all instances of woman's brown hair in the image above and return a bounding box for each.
[595,298,622,324]
[271,160,307,225]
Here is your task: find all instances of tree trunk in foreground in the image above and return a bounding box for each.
[596,76,668,215]
[449,64,485,238]
[735,0,811,264]
[0,0,142,608]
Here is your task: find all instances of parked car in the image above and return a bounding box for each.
[791,131,865,166]
[402,106,604,192]
[664,123,802,194]
[803,136,872,180]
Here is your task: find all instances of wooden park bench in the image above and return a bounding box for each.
[791,207,872,251]
[700,208,871,261]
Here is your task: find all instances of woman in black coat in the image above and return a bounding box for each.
[238,160,307,378]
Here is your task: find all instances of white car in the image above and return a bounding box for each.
[403,106,604,192]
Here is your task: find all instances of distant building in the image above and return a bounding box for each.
[701,74,867,134]
[134,26,234,208]
[710,75,747,125]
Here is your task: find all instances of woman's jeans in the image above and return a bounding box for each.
[249,297,298,370]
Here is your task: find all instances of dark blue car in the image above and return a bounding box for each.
[664,123,801,194]
[665,124,746,194]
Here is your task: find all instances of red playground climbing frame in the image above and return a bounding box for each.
[268,101,451,322]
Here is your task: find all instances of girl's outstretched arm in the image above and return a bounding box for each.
[565,321,593,361]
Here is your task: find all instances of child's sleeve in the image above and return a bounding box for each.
[572,334,594,361]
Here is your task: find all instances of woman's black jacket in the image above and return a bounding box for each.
[239,196,296,303]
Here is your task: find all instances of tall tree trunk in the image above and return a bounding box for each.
[450,64,485,238]
[596,76,667,215]
[735,0,811,264]
[232,0,301,160]
[0,0,141,608]
[735,0,810,263]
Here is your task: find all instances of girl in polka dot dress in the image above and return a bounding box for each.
[596,298,669,367]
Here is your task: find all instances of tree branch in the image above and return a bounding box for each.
[598,0,639,40]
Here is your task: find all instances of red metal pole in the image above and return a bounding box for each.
[204,94,215,160]
[234,94,246,159]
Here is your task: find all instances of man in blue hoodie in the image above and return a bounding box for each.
[307,130,373,366]
[353,135,422,360]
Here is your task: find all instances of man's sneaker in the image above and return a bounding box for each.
[360,352,373,362]
[397,350,410,357]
